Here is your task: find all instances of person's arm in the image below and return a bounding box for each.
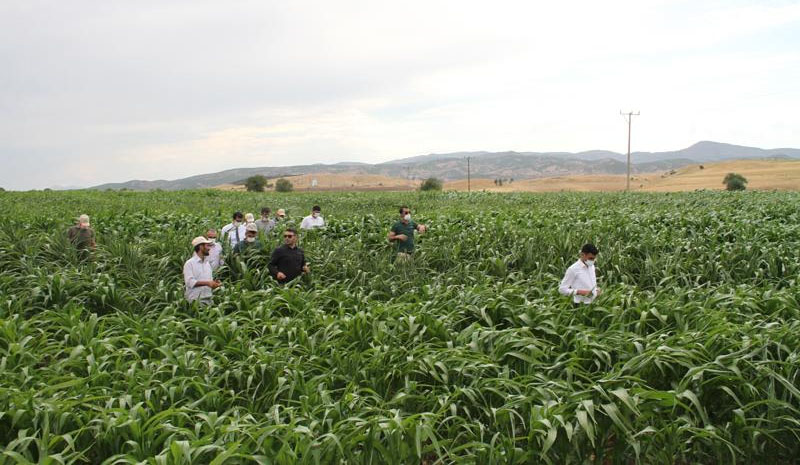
[558,267,577,297]
[268,248,284,280]
[300,217,311,230]
[388,225,407,242]
[302,251,309,273]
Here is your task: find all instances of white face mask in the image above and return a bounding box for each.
[207,238,216,244]
[404,214,411,221]
[312,212,319,218]
[585,259,595,267]
[246,237,256,243]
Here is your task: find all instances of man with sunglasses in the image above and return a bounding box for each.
[268,228,309,283]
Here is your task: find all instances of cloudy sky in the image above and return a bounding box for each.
[2,0,799,189]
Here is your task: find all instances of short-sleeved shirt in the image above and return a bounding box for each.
[254,218,275,234]
[67,226,95,250]
[391,220,417,253]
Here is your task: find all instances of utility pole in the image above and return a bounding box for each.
[621,110,640,191]
[466,156,471,192]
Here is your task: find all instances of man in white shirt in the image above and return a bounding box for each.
[300,205,325,230]
[221,211,246,249]
[559,243,601,305]
[183,236,221,305]
[205,228,223,271]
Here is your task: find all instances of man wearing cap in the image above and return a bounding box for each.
[255,207,276,234]
[300,206,325,230]
[67,214,96,259]
[184,236,221,305]
[268,228,309,284]
[233,223,264,254]
[275,208,287,222]
[205,228,224,270]
[221,211,246,249]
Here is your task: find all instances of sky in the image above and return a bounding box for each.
[1,0,799,190]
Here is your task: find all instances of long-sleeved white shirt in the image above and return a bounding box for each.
[183,253,213,302]
[559,259,598,304]
[207,242,223,270]
[300,215,325,229]
[221,223,246,247]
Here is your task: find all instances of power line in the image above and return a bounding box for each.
[620,110,640,191]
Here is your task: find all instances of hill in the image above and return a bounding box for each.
[91,141,799,191]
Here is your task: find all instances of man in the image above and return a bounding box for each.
[268,228,309,283]
[67,214,96,259]
[221,211,246,249]
[387,206,427,258]
[233,223,264,254]
[559,243,601,305]
[275,208,287,222]
[183,236,221,305]
[300,205,325,230]
[255,207,276,234]
[205,228,224,271]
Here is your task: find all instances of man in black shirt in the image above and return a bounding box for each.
[268,228,309,283]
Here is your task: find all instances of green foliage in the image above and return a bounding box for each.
[244,175,267,192]
[723,172,748,191]
[275,178,293,192]
[420,177,443,191]
[0,190,799,463]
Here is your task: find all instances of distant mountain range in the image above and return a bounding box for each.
[92,141,800,191]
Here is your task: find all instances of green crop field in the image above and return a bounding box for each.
[0,190,798,464]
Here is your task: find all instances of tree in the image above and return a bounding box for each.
[275,178,294,192]
[420,177,443,191]
[723,173,748,191]
[244,175,268,192]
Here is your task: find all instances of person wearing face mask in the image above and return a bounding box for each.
[184,236,222,305]
[233,223,264,254]
[255,207,276,234]
[205,228,224,271]
[559,243,601,306]
[387,206,427,259]
[221,211,246,249]
[268,228,309,284]
[300,205,325,230]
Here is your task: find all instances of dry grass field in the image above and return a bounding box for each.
[215,160,800,193]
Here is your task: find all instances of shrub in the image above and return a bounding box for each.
[275,178,294,192]
[723,173,748,191]
[245,175,268,192]
[420,177,443,191]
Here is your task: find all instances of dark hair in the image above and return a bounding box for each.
[399,206,409,214]
[285,228,298,236]
[194,244,203,253]
[312,205,321,212]
[233,211,244,220]
[261,207,270,215]
[581,243,599,255]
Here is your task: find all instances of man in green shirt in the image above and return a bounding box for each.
[387,206,427,258]
[233,223,264,254]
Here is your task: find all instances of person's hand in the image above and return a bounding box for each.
[302,264,310,274]
[595,288,602,296]
[396,234,408,241]
[276,272,286,281]
[210,280,222,289]
[576,289,590,296]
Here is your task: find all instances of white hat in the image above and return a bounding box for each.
[191,236,213,247]
[276,208,286,217]
[245,213,255,223]
[245,223,258,232]
[78,214,90,225]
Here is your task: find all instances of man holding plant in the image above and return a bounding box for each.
[559,243,601,305]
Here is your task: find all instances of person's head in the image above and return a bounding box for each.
[78,214,90,229]
[311,205,321,218]
[192,236,213,256]
[276,208,286,219]
[244,213,255,224]
[580,243,599,265]
[260,207,271,219]
[232,211,244,224]
[283,228,298,247]
[399,206,411,222]
[206,228,218,242]
[245,223,258,242]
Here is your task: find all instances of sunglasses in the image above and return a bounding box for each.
[283,234,295,238]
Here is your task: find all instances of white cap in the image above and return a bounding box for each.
[245,223,258,232]
[245,213,255,223]
[191,236,213,247]
[78,214,90,225]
